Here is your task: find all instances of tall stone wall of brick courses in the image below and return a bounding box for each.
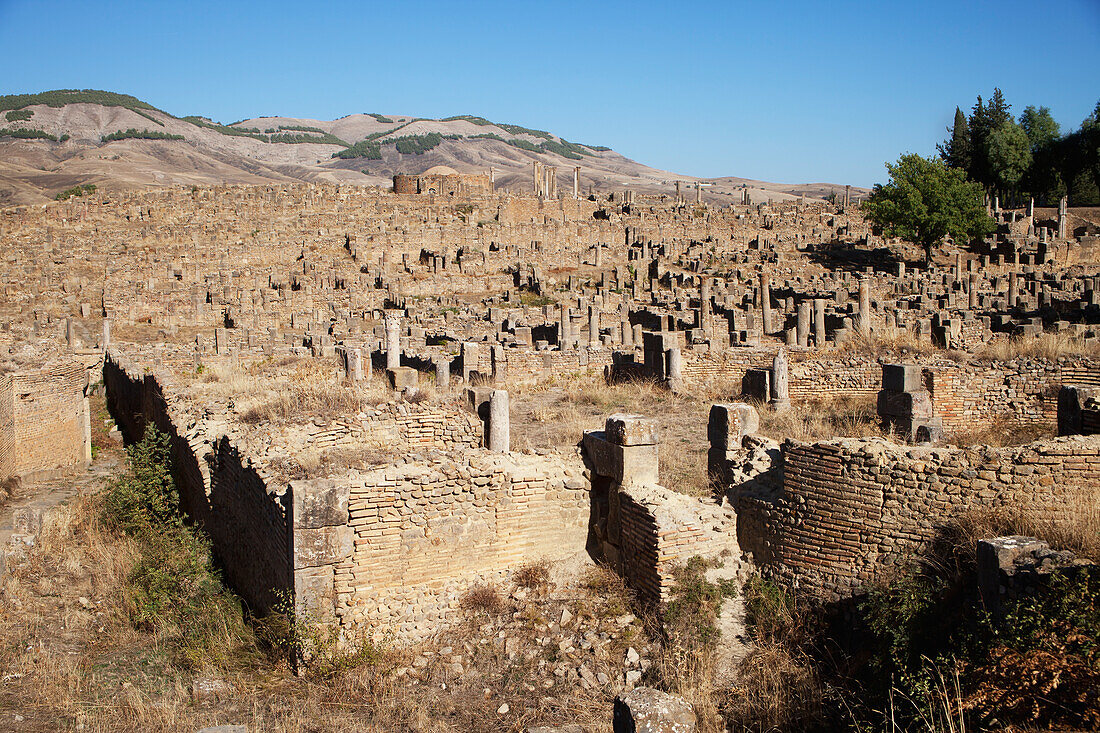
[678,349,882,399]
[733,434,1100,598]
[0,375,14,480]
[333,456,590,641]
[615,484,739,607]
[6,361,87,476]
[929,359,1100,432]
[103,350,293,615]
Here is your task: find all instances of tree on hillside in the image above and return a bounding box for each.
[862,154,993,264]
[987,121,1032,200]
[938,107,972,172]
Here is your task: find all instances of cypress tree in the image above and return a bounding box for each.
[940,107,971,172]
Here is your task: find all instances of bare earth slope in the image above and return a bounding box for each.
[0,91,867,205]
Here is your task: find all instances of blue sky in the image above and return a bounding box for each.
[1,0,1097,187]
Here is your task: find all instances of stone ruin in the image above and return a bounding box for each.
[0,179,1097,669]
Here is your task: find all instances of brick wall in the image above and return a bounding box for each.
[1,360,87,478]
[732,434,1100,598]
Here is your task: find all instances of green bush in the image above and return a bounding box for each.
[103,424,256,670]
[0,89,166,125]
[103,423,181,535]
[54,183,96,200]
[392,132,443,155]
[102,128,184,142]
[664,556,738,648]
[0,126,58,141]
[334,139,382,159]
[5,109,32,122]
[368,113,394,124]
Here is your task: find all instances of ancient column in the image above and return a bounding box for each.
[858,278,871,336]
[385,315,401,370]
[434,356,450,390]
[1058,196,1068,239]
[588,306,600,348]
[346,347,363,382]
[968,273,979,310]
[488,390,510,453]
[1008,271,1018,308]
[770,348,790,411]
[813,298,825,347]
[573,166,580,199]
[102,319,111,351]
[796,301,810,347]
[759,272,773,334]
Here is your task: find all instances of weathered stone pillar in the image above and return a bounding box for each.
[385,315,400,370]
[573,166,580,199]
[488,390,509,453]
[968,273,979,310]
[1008,271,1018,308]
[101,319,111,351]
[435,356,450,390]
[813,298,825,347]
[796,301,810,347]
[214,326,227,355]
[770,348,790,411]
[346,347,362,382]
[1058,196,1068,239]
[858,278,871,336]
[759,272,773,334]
[588,306,600,348]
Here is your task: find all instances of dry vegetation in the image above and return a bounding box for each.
[0,449,656,732]
[509,373,886,496]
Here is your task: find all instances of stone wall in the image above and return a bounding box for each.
[104,348,594,640]
[331,455,590,640]
[104,351,294,614]
[0,359,88,480]
[732,433,1100,598]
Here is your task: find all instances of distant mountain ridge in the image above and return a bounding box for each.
[0,89,866,206]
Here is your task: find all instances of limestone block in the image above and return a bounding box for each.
[294,525,354,569]
[613,687,696,732]
[881,363,922,393]
[292,478,349,528]
[583,431,659,486]
[707,403,759,451]
[876,389,932,419]
[605,413,658,446]
[387,366,418,390]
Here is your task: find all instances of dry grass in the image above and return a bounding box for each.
[945,412,1053,447]
[977,331,1100,361]
[946,501,1100,566]
[755,394,884,443]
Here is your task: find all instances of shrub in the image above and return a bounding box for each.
[102,127,184,142]
[102,423,181,535]
[0,126,57,141]
[334,139,382,159]
[5,109,32,121]
[368,113,394,124]
[460,584,503,614]
[664,556,738,648]
[54,183,96,200]
[513,560,551,590]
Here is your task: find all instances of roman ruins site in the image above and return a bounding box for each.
[1,166,1098,730]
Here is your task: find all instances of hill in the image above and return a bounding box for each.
[0,89,866,206]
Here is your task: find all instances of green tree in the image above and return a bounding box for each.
[937,107,972,172]
[862,154,994,264]
[1019,105,1061,152]
[968,89,1012,188]
[987,121,1033,198]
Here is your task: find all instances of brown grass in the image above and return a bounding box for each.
[945,412,1053,447]
[977,331,1100,361]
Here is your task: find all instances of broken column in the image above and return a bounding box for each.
[707,402,759,484]
[385,315,401,370]
[858,278,871,336]
[769,348,789,411]
[488,389,510,453]
[345,347,363,382]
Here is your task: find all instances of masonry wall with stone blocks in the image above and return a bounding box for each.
[584,414,738,608]
[732,434,1100,599]
[104,351,294,614]
[0,359,88,480]
[329,454,590,641]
